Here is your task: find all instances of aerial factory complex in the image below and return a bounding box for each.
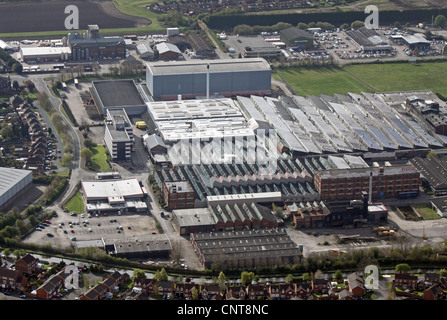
[1,1,447,303]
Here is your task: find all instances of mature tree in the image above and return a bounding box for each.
[334,270,343,282]
[297,22,308,30]
[83,138,97,150]
[3,248,10,258]
[80,147,93,161]
[285,274,294,283]
[154,268,168,281]
[302,273,312,282]
[395,263,411,273]
[241,271,255,285]
[314,269,324,279]
[218,271,227,293]
[191,286,199,300]
[351,20,365,29]
[133,269,146,279]
[233,24,254,35]
[434,15,447,29]
[60,154,72,167]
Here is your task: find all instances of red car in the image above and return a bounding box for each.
[45,220,51,224]
[71,230,75,233]
[104,213,107,216]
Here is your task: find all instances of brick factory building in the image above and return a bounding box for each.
[67,25,126,61]
[313,164,420,201]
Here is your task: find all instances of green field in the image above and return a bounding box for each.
[64,191,84,214]
[412,204,441,220]
[273,66,373,96]
[274,61,447,97]
[90,145,112,172]
[344,62,447,96]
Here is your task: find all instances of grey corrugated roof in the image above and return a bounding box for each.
[0,167,32,200]
[280,27,313,41]
[144,134,166,150]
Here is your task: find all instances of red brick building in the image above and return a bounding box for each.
[15,254,39,276]
[0,268,28,291]
[163,181,195,210]
[313,165,420,201]
[269,284,295,300]
[394,273,419,290]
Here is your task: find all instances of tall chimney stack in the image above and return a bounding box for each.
[206,63,210,100]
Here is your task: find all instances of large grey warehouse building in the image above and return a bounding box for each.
[145,58,272,100]
[91,80,147,116]
[0,167,32,209]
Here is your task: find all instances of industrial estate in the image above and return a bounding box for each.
[1,0,447,305]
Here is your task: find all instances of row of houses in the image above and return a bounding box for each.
[393,272,447,300]
[127,272,367,301]
[0,253,39,292]
[80,271,130,300]
[13,95,56,175]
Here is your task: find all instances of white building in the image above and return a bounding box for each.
[104,109,133,161]
[81,178,147,214]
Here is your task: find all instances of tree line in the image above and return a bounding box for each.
[205,8,447,30]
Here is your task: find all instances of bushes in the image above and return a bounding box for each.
[42,175,69,205]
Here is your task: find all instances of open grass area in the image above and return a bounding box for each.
[64,191,84,214]
[273,66,373,96]
[344,62,447,96]
[112,0,164,30]
[90,145,112,172]
[412,204,441,220]
[273,61,447,98]
[56,169,71,178]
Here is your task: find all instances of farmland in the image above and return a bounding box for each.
[0,0,151,34]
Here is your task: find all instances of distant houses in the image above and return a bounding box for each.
[3,252,447,300]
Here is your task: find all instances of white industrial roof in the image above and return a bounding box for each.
[82,178,143,199]
[20,46,71,57]
[155,42,181,54]
[147,98,255,142]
